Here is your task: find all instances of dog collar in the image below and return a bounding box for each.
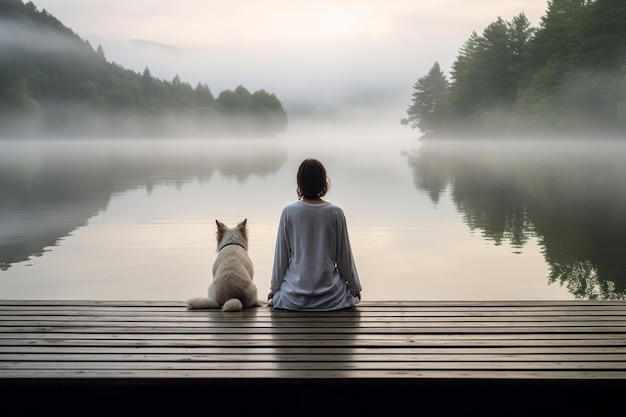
[218,242,246,251]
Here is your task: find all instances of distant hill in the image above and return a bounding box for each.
[126,39,181,55]
[0,0,288,138]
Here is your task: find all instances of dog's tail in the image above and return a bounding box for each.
[221,298,243,312]
[186,297,220,310]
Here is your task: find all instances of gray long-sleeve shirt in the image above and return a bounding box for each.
[270,200,362,311]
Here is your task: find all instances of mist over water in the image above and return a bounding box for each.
[2,117,624,301]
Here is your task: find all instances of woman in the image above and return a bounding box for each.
[268,158,362,311]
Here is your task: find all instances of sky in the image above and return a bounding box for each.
[30,0,549,118]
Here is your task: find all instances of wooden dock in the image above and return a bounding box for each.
[1,300,625,416]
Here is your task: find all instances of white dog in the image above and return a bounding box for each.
[187,219,265,312]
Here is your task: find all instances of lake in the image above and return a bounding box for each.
[1,122,625,301]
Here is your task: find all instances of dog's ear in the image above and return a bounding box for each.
[215,220,227,245]
[237,218,248,242]
[215,220,227,237]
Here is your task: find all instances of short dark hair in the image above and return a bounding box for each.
[296,159,330,200]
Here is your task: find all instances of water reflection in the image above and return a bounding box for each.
[406,139,626,300]
[0,139,287,270]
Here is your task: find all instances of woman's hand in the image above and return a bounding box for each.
[351,291,361,301]
[267,290,275,301]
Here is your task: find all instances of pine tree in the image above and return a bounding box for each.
[401,62,450,135]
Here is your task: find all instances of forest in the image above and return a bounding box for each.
[0,0,288,138]
[402,0,626,138]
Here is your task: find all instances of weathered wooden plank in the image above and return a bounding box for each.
[4,310,626,320]
[3,360,626,371]
[3,330,624,340]
[2,353,626,362]
[2,308,626,319]
[3,328,624,337]
[2,309,615,317]
[3,319,626,330]
[2,333,625,346]
[1,346,624,355]
[4,314,626,324]
[2,325,625,335]
[2,368,626,379]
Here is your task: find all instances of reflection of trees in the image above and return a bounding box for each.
[406,140,626,300]
[451,161,532,249]
[0,140,287,270]
[407,142,534,248]
[547,258,622,300]
[405,147,449,204]
[526,145,626,299]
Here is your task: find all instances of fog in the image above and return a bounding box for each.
[28,0,548,119]
[0,18,88,55]
[8,1,620,139]
[4,133,626,300]
[91,37,418,118]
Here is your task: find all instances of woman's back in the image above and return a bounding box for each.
[270,200,361,311]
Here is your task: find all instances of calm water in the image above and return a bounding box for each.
[1,125,625,301]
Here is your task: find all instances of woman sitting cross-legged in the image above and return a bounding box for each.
[268,158,362,311]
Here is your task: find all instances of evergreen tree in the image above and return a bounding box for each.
[401,62,450,135]
[194,82,214,105]
[449,31,482,119]
[507,13,535,89]
[584,0,626,70]
[96,45,106,61]
[449,17,525,123]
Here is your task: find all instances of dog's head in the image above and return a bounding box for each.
[215,218,248,251]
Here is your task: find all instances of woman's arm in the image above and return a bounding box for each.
[336,209,362,293]
[270,209,289,293]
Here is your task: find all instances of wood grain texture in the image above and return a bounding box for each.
[1,300,625,416]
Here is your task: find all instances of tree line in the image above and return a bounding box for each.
[0,0,288,137]
[402,0,626,138]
